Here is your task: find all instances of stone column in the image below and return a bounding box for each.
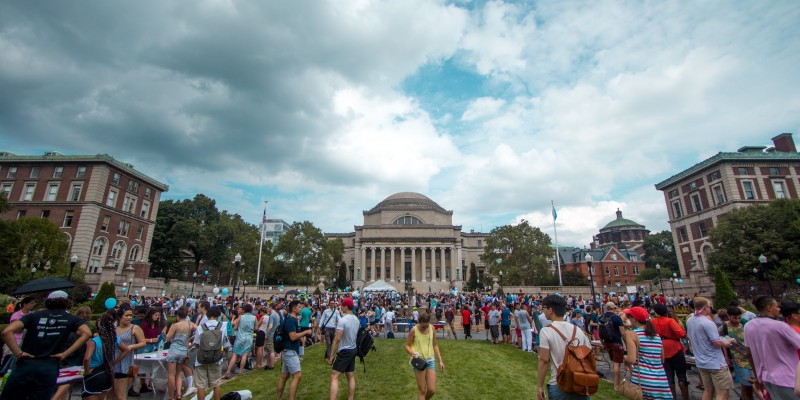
[370,246,376,282]
[411,247,416,282]
[457,246,463,282]
[380,247,387,281]
[421,247,428,283]
[390,247,396,282]
[440,247,446,282]
[360,247,367,281]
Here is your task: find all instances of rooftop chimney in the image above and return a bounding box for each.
[772,133,797,153]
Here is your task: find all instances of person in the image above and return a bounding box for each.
[223,303,255,379]
[135,308,164,395]
[686,296,733,400]
[480,302,491,341]
[192,304,230,400]
[113,303,147,400]
[52,305,93,400]
[444,306,457,340]
[515,303,533,352]
[9,297,35,347]
[722,306,754,400]
[536,294,592,400]
[299,301,312,357]
[255,306,270,368]
[328,297,359,400]
[404,311,445,400]
[650,303,689,400]
[570,310,585,331]
[165,307,195,400]
[587,306,600,341]
[488,304,501,345]
[4,300,15,313]
[0,290,91,400]
[382,306,395,338]
[621,306,672,399]
[264,303,282,370]
[780,301,800,335]
[276,300,313,400]
[320,300,341,360]
[460,305,472,340]
[600,301,625,388]
[82,312,129,400]
[500,303,512,344]
[745,295,800,400]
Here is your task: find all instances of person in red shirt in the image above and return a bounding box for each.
[650,304,688,400]
[480,303,491,341]
[460,306,472,339]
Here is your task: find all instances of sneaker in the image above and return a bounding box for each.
[127,388,140,398]
[183,387,197,397]
[139,386,153,393]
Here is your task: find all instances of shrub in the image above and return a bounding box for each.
[91,281,117,313]
[713,267,737,310]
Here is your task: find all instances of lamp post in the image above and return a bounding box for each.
[332,277,337,292]
[242,280,247,300]
[30,266,37,279]
[655,264,665,295]
[670,273,677,297]
[190,272,197,298]
[759,254,774,297]
[233,253,242,297]
[68,254,78,281]
[498,270,504,293]
[585,254,597,307]
[305,266,311,294]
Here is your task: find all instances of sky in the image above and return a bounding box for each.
[1,1,799,247]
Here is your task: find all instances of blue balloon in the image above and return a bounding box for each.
[131,300,137,306]
[104,298,117,310]
[122,287,127,292]
[204,270,209,275]
[221,288,229,295]
[796,278,800,284]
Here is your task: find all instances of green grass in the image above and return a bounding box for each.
[217,339,624,399]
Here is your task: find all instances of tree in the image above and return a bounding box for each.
[635,267,672,283]
[712,267,737,308]
[561,270,589,286]
[0,216,71,294]
[709,199,800,282]
[272,221,342,285]
[92,282,116,313]
[643,230,680,275]
[465,264,479,291]
[480,220,553,286]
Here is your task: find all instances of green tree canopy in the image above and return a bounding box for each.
[709,199,800,282]
[272,221,343,285]
[480,220,552,286]
[642,230,680,275]
[0,214,71,294]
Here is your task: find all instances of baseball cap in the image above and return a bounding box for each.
[341,298,354,309]
[623,306,649,323]
[47,290,69,300]
[604,302,617,310]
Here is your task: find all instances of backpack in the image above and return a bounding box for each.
[197,323,224,364]
[273,317,287,354]
[546,324,599,396]
[598,314,620,343]
[356,326,376,372]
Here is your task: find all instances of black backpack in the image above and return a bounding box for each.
[273,316,287,354]
[197,323,224,364]
[356,326,376,372]
[598,315,620,343]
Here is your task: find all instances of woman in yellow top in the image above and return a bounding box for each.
[404,311,445,400]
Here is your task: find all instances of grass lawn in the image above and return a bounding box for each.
[217,338,624,399]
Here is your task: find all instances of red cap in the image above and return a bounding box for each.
[341,298,355,309]
[623,306,649,323]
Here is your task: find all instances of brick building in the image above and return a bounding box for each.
[557,246,646,291]
[0,152,168,276]
[654,133,800,282]
[594,209,649,255]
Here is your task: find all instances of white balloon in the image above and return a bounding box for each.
[212,287,220,294]
[122,282,127,287]
[142,287,147,292]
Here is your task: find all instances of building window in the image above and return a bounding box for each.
[678,227,688,242]
[41,210,50,218]
[614,266,619,276]
[76,166,87,178]
[112,172,120,186]
[106,189,117,207]
[63,211,74,227]
[632,266,640,275]
[17,210,26,219]
[738,167,749,175]
[770,167,780,176]
[698,221,708,237]
[46,184,58,201]
[69,184,81,201]
[144,187,151,199]
[88,259,101,273]
[111,241,126,261]
[53,167,63,178]
[117,221,130,236]
[21,184,35,201]
[605,266,610,275]
[689,182,698,191]
[690,194,702,213]
[101,216,110,232]
[1,184,11,198]
[6,167,17,178]
[393,216,422,225]
[140,202,149,219]
[622,265,627,274]
[92,237,107,256]
[669,189,679,198]
[129,246,141,261]
[713,185,725,205]
[707,171,721,181]
[742,181,756,200]
[611,254,618,261]
[773,181,787,199]
[30,167,39,179]
[127,180,139,193]
[477,239,482,246]
[672,201,683,219]
[136,226,143,240]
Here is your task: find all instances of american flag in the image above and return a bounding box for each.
[262,207,267,224]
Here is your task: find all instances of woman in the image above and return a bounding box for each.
[82,312,129,400]
[10,297,35,346]
[622,306,672,400]
[223,303,255,379]
[404,312,445,400]
[113,303,147,400]
[570,310,585,332]
[140,308,166,353]
[165,307,195,400]
[255,306,269,368]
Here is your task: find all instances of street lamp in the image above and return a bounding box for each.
[30,266,37,279]
[585,254,596,307]
[68,254,78,281]
[758,254,774,297]
[670,273,677,297]
[306,266,311,293]
[655,264,665,295]
[498,270,504,293]
[190,272,197,298]
[233,253,242,297]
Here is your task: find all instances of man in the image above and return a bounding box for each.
[192,305,230,400]
[537,294,592,400]
[515,303,533,352]
[320,300,341,359]
[480,302,491,341]
[723,306,754,400]
[263,303,282,370]
[500,303,512,345]
[780,301,800,335]
[599,301,625,387]
[460,305,472,340]
[444,305,457,340]
[276,300,313,400]
[0,291,91,400]
[298,301,312,358]
[488,303,501,345]
[686,296,733,400]
[651,303,689,400]
[745,296,800,400]
[328,298,360,400]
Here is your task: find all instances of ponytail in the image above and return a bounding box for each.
[644,319,657,338]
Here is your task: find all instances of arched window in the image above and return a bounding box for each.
[111,241,126,260]
[92,237,107,256]
[393,216,422,225]
[129,245,141,261]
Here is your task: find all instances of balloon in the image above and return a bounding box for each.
[122,282,127,287]
[796,278,800,284]
[221,288,229,295]
[141,287,147,292]
[204,270,209,275]
[104,298,117,310]
[134,290,139,295]
[122,287,127,292]
[131,300,137,306]
[212,287,220,294]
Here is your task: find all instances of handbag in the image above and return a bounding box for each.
[615,364,642,400]
[410,357,427,371]
[126,365,139,378]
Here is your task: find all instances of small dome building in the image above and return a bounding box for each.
[595,209,649,254]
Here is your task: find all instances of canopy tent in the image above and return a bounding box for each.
[362,280,398,292]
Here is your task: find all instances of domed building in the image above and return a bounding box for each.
[595,209,649,254]
[326,192,489,291]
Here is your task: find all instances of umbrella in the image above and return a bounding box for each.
[13,277,75,295]
[286,289,301,295]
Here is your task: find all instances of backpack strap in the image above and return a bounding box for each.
[545,324,568,341]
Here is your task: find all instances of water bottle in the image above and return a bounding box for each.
[157,340,164,353]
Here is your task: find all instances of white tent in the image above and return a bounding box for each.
[362,280,398,292]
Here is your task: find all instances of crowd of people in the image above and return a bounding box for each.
[2,287,800,399]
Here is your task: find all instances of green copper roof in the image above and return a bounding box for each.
[602,209,644,229]
[655,150,800,190]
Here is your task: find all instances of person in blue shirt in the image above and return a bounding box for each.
[277,300,312,400]
[500,304,512,344]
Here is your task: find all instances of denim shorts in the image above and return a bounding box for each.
[409,357,436,371]
[733,365,754,387]
[547,384,590,400]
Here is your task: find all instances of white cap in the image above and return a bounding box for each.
[48,290,69,299]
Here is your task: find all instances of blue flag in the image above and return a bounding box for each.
[552,204,557,221]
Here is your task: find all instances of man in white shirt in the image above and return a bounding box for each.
[537,294,592,400]
[320,300,341,360]
[192,306,230,400]
[382,306,396,337]
[329,297,360,400]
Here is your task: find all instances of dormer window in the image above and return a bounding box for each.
[394,216,422,225]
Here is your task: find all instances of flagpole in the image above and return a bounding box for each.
[256,201,268,287]
[552,200,563,286]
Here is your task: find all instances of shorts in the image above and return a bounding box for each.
[281,350,301,375]
[490,326,500,339]
[255,331,266,347]
[602,341,624,364]
[113,372,128,379]
[82,369,112,398]
[663,351,688,385]
[698,367,733,392]
[409,357,436,371]
[547,384,589,400]
[484,320,490,329]
[194,363,221,389]
[165,354,187,364]
[331,349,357,374]
[733,365,754,387]
[501,325,511,336]
[265,336,275,353]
